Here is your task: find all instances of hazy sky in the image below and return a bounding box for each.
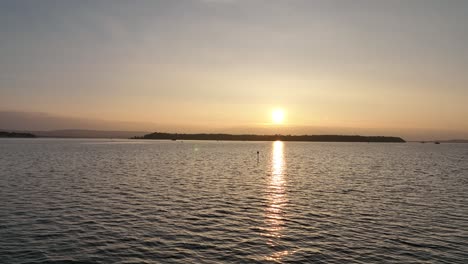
[1,0,468,139]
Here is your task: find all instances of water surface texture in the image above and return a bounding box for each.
[1,139,467,263]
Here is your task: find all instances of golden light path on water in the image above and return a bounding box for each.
[264,141,294,261]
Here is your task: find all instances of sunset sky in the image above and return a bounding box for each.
[1,0,468,140]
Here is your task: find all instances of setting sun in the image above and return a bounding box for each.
[272,109,285,124]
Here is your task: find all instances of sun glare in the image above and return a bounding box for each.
[272,109,285,124]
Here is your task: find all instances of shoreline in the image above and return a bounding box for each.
[134,132,406,143]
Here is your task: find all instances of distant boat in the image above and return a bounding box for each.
[434,141,440,144]
[171,138,177,141]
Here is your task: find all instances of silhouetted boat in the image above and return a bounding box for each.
[434,141,440,144]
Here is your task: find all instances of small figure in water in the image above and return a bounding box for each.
[257,151,260,163]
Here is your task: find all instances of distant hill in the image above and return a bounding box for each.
[0,111,158,132]
[33,130,149,139]
[136,132,406,143]
[0,131,36,138]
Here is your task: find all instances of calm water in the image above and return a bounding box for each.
[1,139,467,263]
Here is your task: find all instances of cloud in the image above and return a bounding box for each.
[0,111,154,131]
[199,0,236,4]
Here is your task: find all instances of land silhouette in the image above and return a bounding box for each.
[135,132,406,143]
[2,111,467,141]
[0,131,36,138]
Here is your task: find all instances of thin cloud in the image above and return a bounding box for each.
[199,0,236,4]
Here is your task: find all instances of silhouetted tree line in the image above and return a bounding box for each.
[0,131,36,138]
[133,132,405,143]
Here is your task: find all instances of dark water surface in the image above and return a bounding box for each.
[1,139,467,263]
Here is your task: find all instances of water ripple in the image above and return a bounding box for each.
[0,139,467,263]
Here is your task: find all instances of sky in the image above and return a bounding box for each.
[1,0,468,140]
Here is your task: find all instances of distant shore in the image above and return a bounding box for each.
[133,132,406,143]
[0,131,36,138]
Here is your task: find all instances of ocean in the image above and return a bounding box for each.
[1,138,467,263]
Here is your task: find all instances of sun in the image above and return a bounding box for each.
[271,109,285,124]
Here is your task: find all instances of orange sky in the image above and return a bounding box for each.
[1,1,467,140]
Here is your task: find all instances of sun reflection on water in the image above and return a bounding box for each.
[264,141,291,261]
